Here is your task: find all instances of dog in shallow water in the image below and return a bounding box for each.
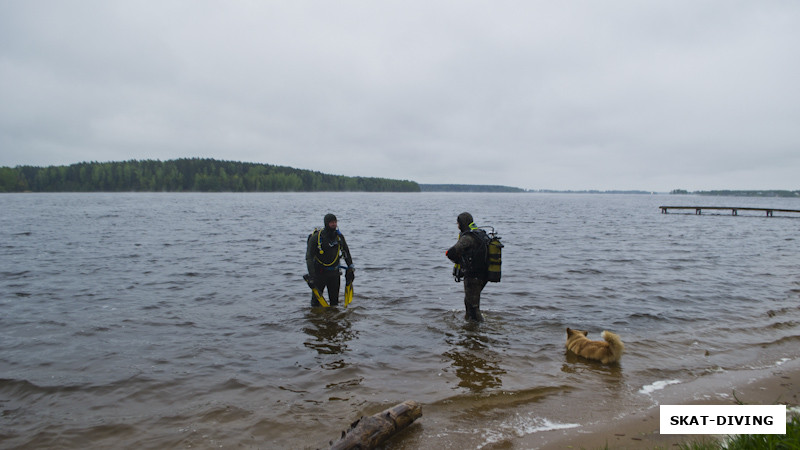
[565,328,624,364]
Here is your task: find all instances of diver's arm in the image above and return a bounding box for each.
[339,234,354,268]
[446,233,474,262]
[305,231,317,275]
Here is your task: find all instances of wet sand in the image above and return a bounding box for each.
[525,358,800,449]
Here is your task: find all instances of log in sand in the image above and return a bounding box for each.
[329,400,422,449]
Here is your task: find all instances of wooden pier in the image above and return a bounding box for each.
[659,206,800,217]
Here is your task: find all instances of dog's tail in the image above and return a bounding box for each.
[601,330,625,359]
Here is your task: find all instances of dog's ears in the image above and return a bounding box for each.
[566,327,589,337]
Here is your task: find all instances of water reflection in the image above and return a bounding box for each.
[302,308,357,356]
[561,353,626,395]
[444,324,506,392]
[562,352,625,376]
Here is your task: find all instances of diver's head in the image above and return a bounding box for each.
[457,212,474,233]
[324,213,338,232]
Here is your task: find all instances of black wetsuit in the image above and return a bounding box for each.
[446,213,489,322]
[306,225,353,306]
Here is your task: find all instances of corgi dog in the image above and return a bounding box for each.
[565,327,624,364]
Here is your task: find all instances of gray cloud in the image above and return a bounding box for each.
[1,1,798,191]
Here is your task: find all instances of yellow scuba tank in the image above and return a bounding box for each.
[487,234,502,282]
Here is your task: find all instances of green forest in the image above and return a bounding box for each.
[0,158,420,193]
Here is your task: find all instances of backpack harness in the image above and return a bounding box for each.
[453,224,503,283]
[311,228,343,269]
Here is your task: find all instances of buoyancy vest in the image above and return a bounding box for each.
[461,229,490,278]
[310,228,342,269]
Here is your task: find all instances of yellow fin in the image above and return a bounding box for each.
[344,283,353,307]
[313,288,329,307]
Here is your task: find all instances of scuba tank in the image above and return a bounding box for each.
[486,230,503,282]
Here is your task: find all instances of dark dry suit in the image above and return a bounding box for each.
[306,215,354,306]
[446,212,489,322]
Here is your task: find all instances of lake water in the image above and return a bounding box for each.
[1,192,799,449]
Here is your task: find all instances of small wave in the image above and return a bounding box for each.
[627,312,664,321]
[0,378,86,400]
[639,379,682,395]
[217,378,252,391]
[566,268,603,275]
[702,366,726,374]
[199,404,253,424]
[764,335,800,347]
[1,270,30,278]
[73,327,111,337]
[767,321,798,330]
[0,378,43,397]
[478,414,580,449]
[431,384,573,412]
[767,306,800,317]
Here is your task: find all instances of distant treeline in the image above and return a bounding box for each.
[529,189,654,194]
[0,159,420,193]
[671,189,800,198]
[421,184,525,193]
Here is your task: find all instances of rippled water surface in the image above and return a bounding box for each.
[1,192,799,449]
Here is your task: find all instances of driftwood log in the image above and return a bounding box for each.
[329,400,422,450]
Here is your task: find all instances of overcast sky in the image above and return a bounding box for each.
[1,1,798,191]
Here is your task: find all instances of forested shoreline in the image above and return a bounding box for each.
[0,159,420,193]
[2,159,796,195]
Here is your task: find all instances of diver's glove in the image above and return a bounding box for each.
[345,265,355,284]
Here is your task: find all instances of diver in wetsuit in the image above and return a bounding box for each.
[446,212,490,322]
[306,213,354,307]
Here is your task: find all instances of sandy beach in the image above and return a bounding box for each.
[521,358,800,449]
